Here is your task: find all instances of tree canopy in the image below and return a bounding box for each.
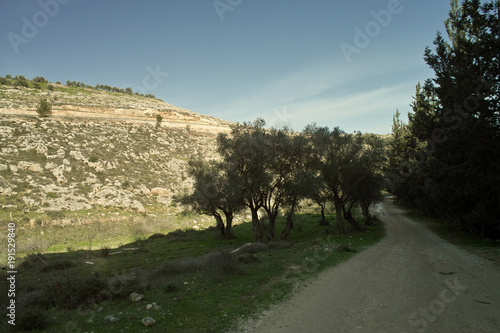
[180,120,386,241]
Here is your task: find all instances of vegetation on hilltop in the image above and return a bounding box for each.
[0,74,160,100]
[0,74,232,130]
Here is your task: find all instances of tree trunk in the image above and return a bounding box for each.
[224,211,236,239]
[280,197,298,240]
[320,203,326,222]
[343,204,361,231]
[250,207,264,242]
[214,213,225,237]
[361,201,374,226]
[264,207,279,242]
[280,212,294,240]
[334,197,346,235]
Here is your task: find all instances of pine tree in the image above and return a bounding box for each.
[408,83,438,142]
[421,0,500,236]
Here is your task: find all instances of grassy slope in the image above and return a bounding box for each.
[404,210,500,260]
[1,209,385,333]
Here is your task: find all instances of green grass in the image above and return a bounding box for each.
[406,212,500,258]
[0,210,384,333]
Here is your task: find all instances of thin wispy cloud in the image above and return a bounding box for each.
[255,82,415,133]
[208,59,418,133]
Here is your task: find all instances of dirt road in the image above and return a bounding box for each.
[238,199,500,333]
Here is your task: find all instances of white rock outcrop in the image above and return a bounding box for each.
[17,161,43,173]
[0,114,219,214]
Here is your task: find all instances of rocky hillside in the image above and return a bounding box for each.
[0,80,231,216]
[0,80,232,132]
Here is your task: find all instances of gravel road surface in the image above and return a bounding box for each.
[238,199,500,333]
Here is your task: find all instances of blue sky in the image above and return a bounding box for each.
[0,0,452,133]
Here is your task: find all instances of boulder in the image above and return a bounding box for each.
[69,150,87,162]
[150,187,168,195]
[134,184,150,195]
[104,315,119,322]
[141,316,156,326]
[129,292,144,302]
[45,162,57,170]
[18,161,43,173]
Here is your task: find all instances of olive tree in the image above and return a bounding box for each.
[177,159,243,239]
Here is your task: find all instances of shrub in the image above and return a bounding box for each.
[47,84,54,91]
[167,229,187,237]
[238,253,260,264]
[156,114,163,125]
[14,77,29,88]
[46,274,109,309]
[39,259,77,272]
[88,152,99,163]
[339,243,356,253]
[17,290,47,309]
[17,307,49,331]
[318,219,331,226]
[205,249,241,275]
[163,282,179,293]
[148,233,166,240]
[156,257,200,277]
[267,241,291,249]
[46,210,64,219]
[101,247,110,257]
[152,249,241,278]
[36,97,52,117]
[231,242,267,256]
[32,76,48,83]
[19,253,46,269]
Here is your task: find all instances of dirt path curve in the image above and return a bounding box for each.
[238,199,500,333]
